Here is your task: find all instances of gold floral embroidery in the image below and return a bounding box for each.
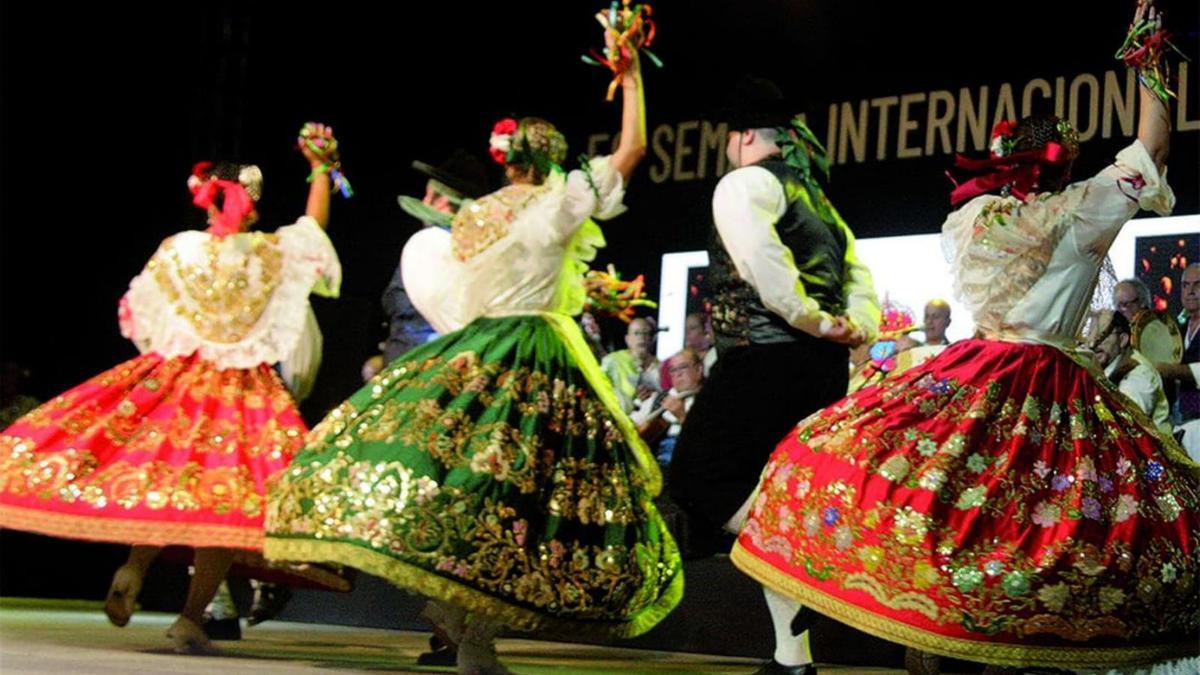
[307,353,631,496]
[268,453,671,620]
[151,233,284,344]
[451,184,549,261]
[964,198,1065,332]
[742,348,1200,644]
[0,436,263,518]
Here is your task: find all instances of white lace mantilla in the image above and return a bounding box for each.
[119,216,341,369]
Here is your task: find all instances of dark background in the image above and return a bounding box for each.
[1,0,1197,621]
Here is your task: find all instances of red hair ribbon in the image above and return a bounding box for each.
[948,142,1072,206]
[192,179,254,236]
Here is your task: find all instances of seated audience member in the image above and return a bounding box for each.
[662,312,718,389]
[1113,277,1152,322]
[921,299,952,346]
[1159,263,1200,459]
[633,349,704,465]
[1092,311,1171,434]
[897,299,952,351]
[601,317,661,412]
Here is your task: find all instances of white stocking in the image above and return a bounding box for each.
[764,586,813,667]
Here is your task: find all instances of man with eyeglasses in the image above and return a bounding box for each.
[601,317,662,413]
[632,349,705,465]
[1113,277,1152,322]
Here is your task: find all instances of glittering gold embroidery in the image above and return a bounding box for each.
[152,233,284,343]
[965,198,1066,332]
[742,349,1200,645]
[0,436,262,518]
[306,353,629,497]
[451,184,549,261]
[268,452,669,620]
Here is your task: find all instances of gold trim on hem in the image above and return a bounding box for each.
[0,503,350,591]
[730,543,1198,669]
[265,536,683,640]
[0,502,264,550]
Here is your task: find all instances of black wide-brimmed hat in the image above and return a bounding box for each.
[711,75,796,130]
[411,149,489,199]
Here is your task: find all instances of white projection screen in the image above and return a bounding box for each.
[656,214,1200,360]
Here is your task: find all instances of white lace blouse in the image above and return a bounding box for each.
[401,156,626,334]
[119,216,341,369]
[942,141,1174,347]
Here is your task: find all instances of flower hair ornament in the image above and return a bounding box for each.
[489,118,518,165]
[947,118,1078,205]
[865,302,918,375]
[189,161,261,236]
[488,117,568,179]
[988,120,1018,158]
[298,122,354,198]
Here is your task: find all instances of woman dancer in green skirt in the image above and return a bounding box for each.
[264,25,680,675]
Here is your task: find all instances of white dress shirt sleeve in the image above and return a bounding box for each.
[712,167,834,338]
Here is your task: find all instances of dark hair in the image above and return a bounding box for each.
[208,162,241,211]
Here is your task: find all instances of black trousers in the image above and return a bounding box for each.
[669,337,849,538]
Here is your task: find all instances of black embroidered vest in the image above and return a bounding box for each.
[708,158,847,351]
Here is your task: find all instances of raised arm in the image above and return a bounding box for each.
[304,173,332,229]
[298,123,335,229]
[608,40,647,182]
[1132,0,1170,169]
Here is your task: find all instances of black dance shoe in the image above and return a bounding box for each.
[751,659,818,675]
[201,614,242,640]
[415,635,458,666]
[247,584,292,626]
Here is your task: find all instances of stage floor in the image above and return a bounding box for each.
[0,599,910,674]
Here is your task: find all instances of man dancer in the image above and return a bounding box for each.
[670,76,879,675]
[381,151,490,363]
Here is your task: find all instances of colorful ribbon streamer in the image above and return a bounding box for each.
[1114,18,1188,102]
[582,1,661,101]
[584,264,657,323]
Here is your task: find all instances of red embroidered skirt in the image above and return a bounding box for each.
[732,338,1200,669]
[0,352,305,550]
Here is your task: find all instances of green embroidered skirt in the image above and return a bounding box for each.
[265,314,682,638]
